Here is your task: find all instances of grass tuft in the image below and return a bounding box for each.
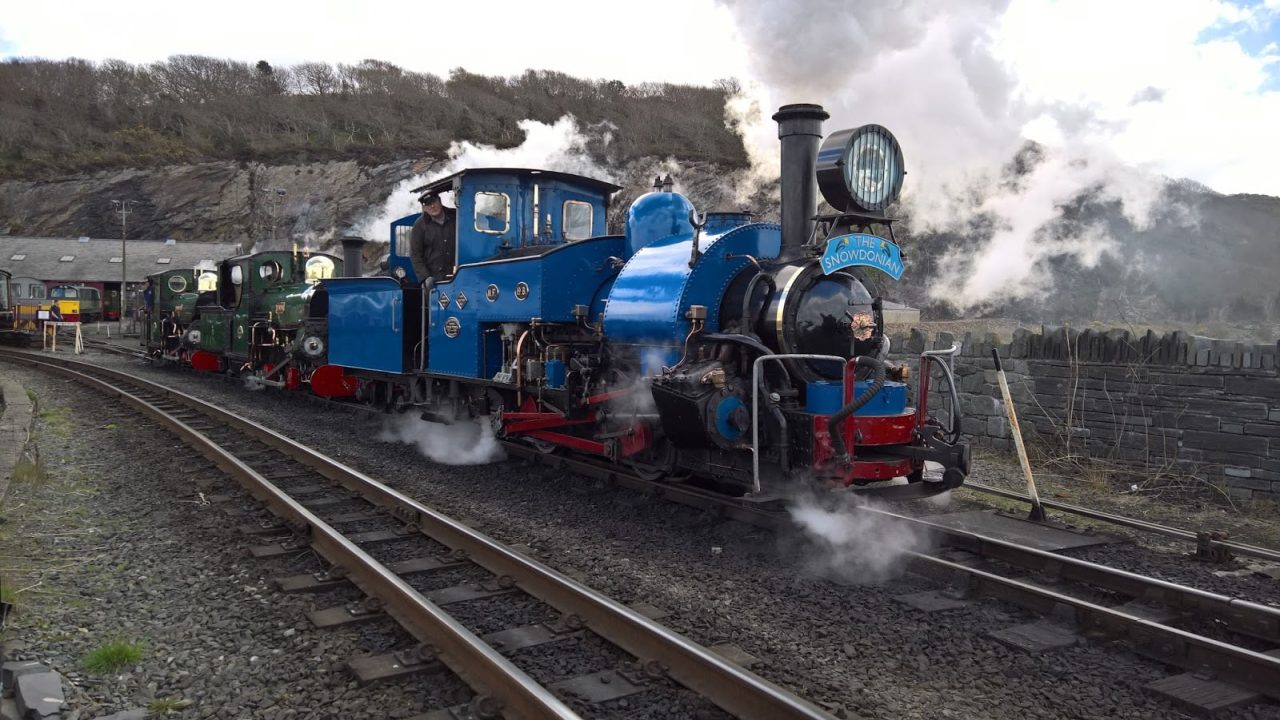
[82,639,145,673]
[12,456,45,485]
[39,406,73,437]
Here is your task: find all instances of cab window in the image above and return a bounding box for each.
[29,285,44,299]
[197,272,218,292]
[474,192,510,234]
[229,265,245,306]
[396,225,413,258]
[563,201,592,240]
[167,275,188,293]
[305,256,336,283]
[259,261,283,283]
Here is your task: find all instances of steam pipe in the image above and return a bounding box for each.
[706,332,794,475]
[772,104,830,251]
[738,273,774,334]
[688,209,706,268]
[514,329,531,405]
[827,356,887,463]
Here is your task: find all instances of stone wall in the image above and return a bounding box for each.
[892,328,1280,502]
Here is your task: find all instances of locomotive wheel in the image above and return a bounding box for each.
[624,440,676,481]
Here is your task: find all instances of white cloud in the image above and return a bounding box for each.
[0,0,748,86]
[995,0,1280,195]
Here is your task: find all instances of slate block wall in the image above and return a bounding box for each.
[891,327,1280,502]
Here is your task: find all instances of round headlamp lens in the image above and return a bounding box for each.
[844,134,899,207]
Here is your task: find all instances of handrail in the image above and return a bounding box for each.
[921,344,961,441]
[750,353,846,494]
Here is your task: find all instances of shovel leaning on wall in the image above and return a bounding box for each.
[992,348,1046,522]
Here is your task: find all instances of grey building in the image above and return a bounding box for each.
[1,236,240,315]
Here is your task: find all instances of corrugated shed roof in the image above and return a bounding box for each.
[0,236,241,283]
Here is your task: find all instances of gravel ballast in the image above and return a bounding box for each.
[0,364,465,719]
[9,350,1280,719]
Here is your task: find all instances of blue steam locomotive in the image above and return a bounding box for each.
[312,103,969,498]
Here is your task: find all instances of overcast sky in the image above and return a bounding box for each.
[2,0,1279,196]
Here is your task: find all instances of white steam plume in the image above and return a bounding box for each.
[377,415,506,466]
[718,0,1177,307]
[788,492,927,584]
[353,116,620,245]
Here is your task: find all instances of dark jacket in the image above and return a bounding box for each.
[409,209,457,283]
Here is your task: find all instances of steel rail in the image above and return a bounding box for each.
[522,444,1280,641]
[501,444,1280,695]
[1,350,835,720]
[963,480,1280,564]
[858,503,1280,644]
[0,351,579,720]
[904,549,1280,701]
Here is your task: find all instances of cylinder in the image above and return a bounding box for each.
[339,236,366,277]
[772,104,829,250]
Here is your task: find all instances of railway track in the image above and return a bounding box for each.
[500,445,1280,705]
[26,345,1280,712]
[81,335,148,360]
[0,348,835,720]
[961,480,1280,564]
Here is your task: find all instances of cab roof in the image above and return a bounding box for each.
[410,168,622,197]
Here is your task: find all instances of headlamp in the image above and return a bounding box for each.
[816,124,905,214]
[393,266,407,279]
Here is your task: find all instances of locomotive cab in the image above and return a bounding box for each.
[184,250,341,382]
[387,169,617,287]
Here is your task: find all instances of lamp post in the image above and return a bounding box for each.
[259,187,287,244]
[111,199,137,324]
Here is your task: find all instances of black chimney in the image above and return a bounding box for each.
[340,236,366,277]
[772,103,829,249]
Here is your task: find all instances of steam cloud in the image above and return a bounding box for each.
[787,491,928,584]
[718,0,1180,308]
[377,414,506,465]
[354,116,621,245]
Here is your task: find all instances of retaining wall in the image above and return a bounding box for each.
[892,328,1280,502]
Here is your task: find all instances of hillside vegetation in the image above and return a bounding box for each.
[0,56,747,178]
[1,56,1275,341]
